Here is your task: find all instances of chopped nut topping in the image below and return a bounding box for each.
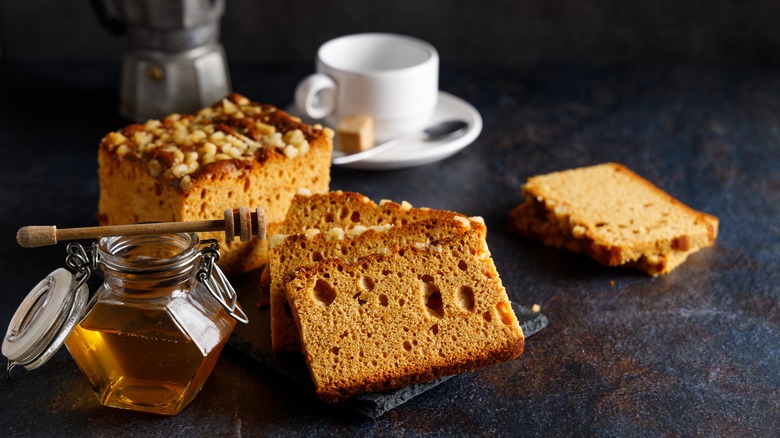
[116,144,131,156]
[571,224,586,239]
[345,224,393,237]
[283,145,299,159]
[304,228,321,239]
[646,254,661,265]
[327,228,345,241]
[148,159,162,177]
[269,234,288,248]
[100,93,327,182]
[453,216,471,228]
[470,216,485,225]
[180,175,192,191]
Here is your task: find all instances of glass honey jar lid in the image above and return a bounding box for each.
[2,267,89,372]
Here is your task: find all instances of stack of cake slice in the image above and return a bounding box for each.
[267,190,525,402]
[269,189,484,354]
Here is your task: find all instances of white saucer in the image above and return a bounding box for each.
[287,91,482,170]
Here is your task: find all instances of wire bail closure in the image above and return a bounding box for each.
[65,242,98,291]
[197,239,248,324]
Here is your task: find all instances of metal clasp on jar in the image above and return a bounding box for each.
[197,239,248,324]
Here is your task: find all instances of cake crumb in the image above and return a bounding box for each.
[531,303,541,313]
[609,280,616,286]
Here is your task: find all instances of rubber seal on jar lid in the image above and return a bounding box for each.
[2,268,88,371]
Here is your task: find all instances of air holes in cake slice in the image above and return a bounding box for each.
[495,301,514,325]
[379,294,389,307]
[456,286,476,312]
[422,283,444,318]
[353,292,367,306]
[429,324,439,335]
[359,276,375,291]
[403,341,412,352]
[312,251,323,262]
[313,279,337,306]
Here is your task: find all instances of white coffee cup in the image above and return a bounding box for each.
[294,33,439,142]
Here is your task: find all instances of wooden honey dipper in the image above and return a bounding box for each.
[16,207,266,248]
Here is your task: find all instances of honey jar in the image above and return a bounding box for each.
[3,233,246,415]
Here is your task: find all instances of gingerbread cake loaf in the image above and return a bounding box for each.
[97,93,333,275]
[509,162,719,275]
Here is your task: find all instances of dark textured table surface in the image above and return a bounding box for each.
[0,63,778,437]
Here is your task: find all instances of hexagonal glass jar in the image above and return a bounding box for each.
[63,233,237,415]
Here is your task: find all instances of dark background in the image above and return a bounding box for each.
[1,1,779,437]
[2,0,780,66]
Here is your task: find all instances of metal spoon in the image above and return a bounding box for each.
[332,120,469,165]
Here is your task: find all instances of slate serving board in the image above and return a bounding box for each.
[228,269,548,418]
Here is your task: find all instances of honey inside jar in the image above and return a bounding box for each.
[63,233,237,415]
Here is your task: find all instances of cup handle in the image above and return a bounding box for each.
[294,73,336,120]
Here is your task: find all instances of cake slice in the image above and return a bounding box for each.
[269,215,486,355]
[97,93,334,275]
[278,190,469,235]
[284,228,524,403]
[509,162,719,275]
